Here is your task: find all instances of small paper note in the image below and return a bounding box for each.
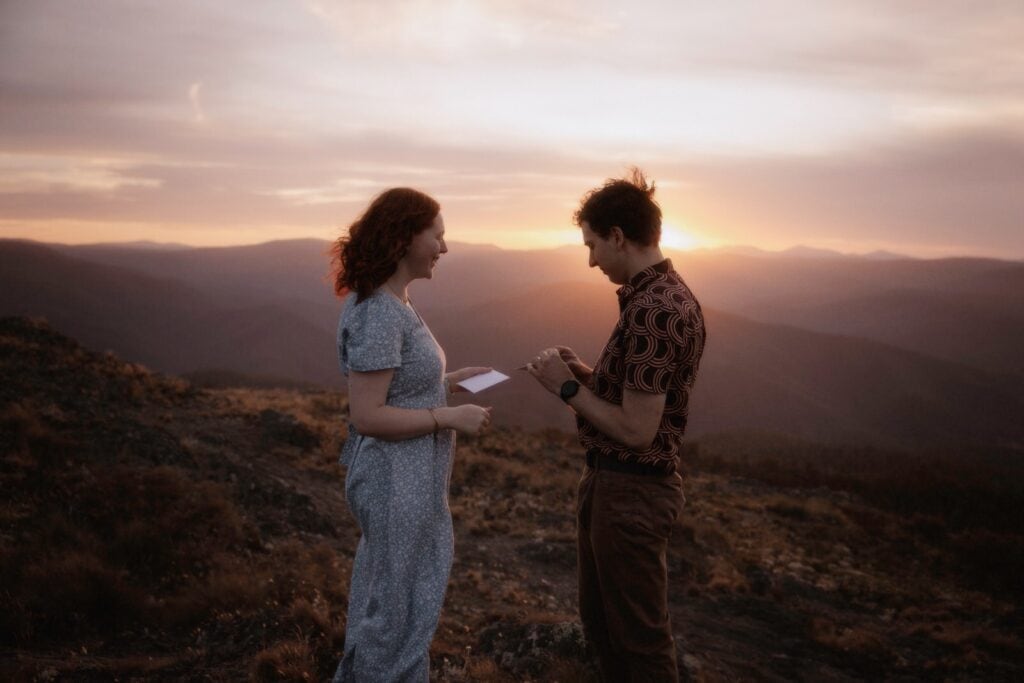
[456,370,510,393]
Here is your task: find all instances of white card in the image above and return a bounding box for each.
[456,369,510,393]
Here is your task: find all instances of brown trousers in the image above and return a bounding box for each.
[577,466,685,682]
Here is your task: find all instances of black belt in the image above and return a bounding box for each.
[586,450,672,476]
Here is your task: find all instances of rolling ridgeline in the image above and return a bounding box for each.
[2,238,1024,680]
[3,237,1024,448]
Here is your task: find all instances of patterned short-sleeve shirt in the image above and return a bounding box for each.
[577,259,706,471]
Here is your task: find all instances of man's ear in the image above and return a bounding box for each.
[610,226,625,248]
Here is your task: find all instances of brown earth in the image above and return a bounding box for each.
[1,317,1021,681]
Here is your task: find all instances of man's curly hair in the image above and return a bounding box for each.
[330,188,440,300]
[574,167,662,247]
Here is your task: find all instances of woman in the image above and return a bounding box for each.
[330,187,492,682]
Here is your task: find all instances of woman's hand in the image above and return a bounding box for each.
[445,366,493,393]
[438,405,492,435]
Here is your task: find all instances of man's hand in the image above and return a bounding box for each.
[554,345,593,384]
[526,348,665,449]
[525,347,576,395]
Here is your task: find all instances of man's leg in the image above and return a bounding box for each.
[578,467,629,682]
[590,470,684,682]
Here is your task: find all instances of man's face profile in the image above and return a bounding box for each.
[581,221,626,285]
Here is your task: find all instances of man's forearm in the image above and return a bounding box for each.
[567,386,652,451]
[526,347,661,451]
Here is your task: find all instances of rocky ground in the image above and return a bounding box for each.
[1,316,1021,681]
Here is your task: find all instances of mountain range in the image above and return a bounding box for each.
[2,237,1022,450]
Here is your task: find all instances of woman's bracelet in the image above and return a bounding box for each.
[428,408,440,434]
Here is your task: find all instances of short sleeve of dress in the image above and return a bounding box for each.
[341,296,404,372]
[622,303,686,394]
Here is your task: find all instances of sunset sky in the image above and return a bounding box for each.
[1,1,1021,257]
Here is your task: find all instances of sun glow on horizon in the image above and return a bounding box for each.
[458,220,708,252]
[660,220,703,251]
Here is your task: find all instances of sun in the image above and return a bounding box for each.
[660,220,700,250]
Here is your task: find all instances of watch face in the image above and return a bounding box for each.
[560,379,580,402]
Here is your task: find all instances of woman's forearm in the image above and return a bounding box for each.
[351,405,442,441]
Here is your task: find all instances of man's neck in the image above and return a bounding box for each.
[623,246,666,282]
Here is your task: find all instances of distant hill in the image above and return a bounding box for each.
[3,238,1024,449]
[695,308,1024,449]
[53,238,337,308]
[434,282,1024,449]
[72,240,194,251]
[0,240,341,382]
[44,237,1024,374]
[778,288,1024,378]
[675,252,1024,376]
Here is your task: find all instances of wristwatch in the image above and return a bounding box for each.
[559,379,580,404]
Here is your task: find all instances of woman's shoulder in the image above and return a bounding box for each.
[341,288,410,328]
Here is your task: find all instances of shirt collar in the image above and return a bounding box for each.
[617,258,673,308]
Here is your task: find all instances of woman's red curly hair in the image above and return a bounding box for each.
[330,188,440,300]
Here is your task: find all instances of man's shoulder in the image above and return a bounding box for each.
[629,272,699,313]
[623,275,702,337]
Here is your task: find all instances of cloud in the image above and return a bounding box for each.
[611,1,1024,97]
[660,125,1024,256]
[301,0,615,60]
[0,155,162,193]
[1,118,1020,256]
[0,0,1021,256]
[189,82,206,124]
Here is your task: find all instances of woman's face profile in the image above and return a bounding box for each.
[404,214,448,280]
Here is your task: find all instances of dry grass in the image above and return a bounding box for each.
[3,317,1023,681]
[252,639,317,682]
[810,617,886,654]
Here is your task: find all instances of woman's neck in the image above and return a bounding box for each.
[383,276,410,304]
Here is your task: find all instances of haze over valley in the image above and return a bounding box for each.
[3,237,1023,452]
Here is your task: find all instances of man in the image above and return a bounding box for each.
[526,169,705,681]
